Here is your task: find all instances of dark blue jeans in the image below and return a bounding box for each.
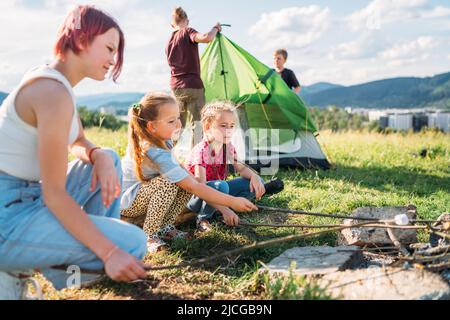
[187,177,263,223]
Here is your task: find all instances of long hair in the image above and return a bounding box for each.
[128,92,177,182]
[54,5,125,82]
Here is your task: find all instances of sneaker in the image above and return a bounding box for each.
[263,178,284,196]
[196,220,213,234]
[0,271,43,300]
[147,236,168,254]
[158,224,192,241]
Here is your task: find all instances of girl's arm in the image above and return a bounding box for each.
[176,174,257,213]
[69,118,120,208]
[233,162,265,200]
[194,165,206,184]
[29,80,147,282]
[68,118,97,163]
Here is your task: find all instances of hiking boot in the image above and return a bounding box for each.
[196,220,213,234]
[264,178,284,196]
[0,271,43,300]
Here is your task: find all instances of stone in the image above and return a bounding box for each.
[319,268,450,300]
[263,246,362,276]
[339,205,418,247]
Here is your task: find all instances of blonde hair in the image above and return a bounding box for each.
[128,92,177,182]
[172,7,188,25]
[201,101,237,130]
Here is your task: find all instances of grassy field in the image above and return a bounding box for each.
[38,129,450,300]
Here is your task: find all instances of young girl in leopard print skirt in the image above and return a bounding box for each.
[120,92,257,253]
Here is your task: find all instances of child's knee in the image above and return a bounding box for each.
[124,226,148,259]
[211,180,229,194]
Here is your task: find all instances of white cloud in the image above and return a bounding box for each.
[348,0,428,32]
[249,6,331,50]
[379,36,437,61]
[421,5,450,18]
[448,54,450,60]
[328,33,385,60]
[74,59,170,96]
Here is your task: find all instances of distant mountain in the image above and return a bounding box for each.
[301,72,450,109]
[76,92,144,109]
[3,71,449,110]
[301,82,343,96]
[0,92,7,104]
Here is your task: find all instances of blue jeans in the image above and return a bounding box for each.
[0,149,147,290]
[187,177,262,223]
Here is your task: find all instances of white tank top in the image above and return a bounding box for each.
[0,65,80,181]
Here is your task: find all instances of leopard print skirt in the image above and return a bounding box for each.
[120,176,192,237]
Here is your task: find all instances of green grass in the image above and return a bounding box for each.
[39,129,450,300]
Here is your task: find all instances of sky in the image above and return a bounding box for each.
[1,0,450,96]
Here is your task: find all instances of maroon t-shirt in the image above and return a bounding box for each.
[165,27,204,90]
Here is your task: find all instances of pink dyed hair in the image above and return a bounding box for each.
[54,5,125,82]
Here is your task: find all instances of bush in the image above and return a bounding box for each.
[309,106,369,132]
[78,106,125,131]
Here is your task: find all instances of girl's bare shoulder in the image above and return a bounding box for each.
[17,78,73,114]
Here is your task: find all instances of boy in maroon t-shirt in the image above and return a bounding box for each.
[165,7,221,147]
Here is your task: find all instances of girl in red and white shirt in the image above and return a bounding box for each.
[185,101,283,232]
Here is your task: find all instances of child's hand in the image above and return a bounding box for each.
[231,197,257,212]
[250,174,265,200]
[221,208,239,227]
[90,150,121,208]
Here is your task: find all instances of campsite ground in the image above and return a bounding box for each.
[36,129,449,300]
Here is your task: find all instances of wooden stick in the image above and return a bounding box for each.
[414,245,450,256]
[239,221,341,228]
[399,253,450,263]
[256,205,438,224]
[385,222,410,256]
[425,261,450,272]
[257,205,380,221]
[239,221,427,230]
[430,230,450,240]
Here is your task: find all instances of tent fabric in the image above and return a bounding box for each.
[201,33,318,133]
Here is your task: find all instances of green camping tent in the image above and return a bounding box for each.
[175,33,330,171]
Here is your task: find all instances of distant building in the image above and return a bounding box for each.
[117,115,130,123]
[388,114,413,131]
[428,112,450,132]
[363,108,449,132]
[99,106,117,115]
[412,114,428,132]
[368,110,387,121]
[379,116,389,129]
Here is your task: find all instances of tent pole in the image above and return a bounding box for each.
[217,33,228,100]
